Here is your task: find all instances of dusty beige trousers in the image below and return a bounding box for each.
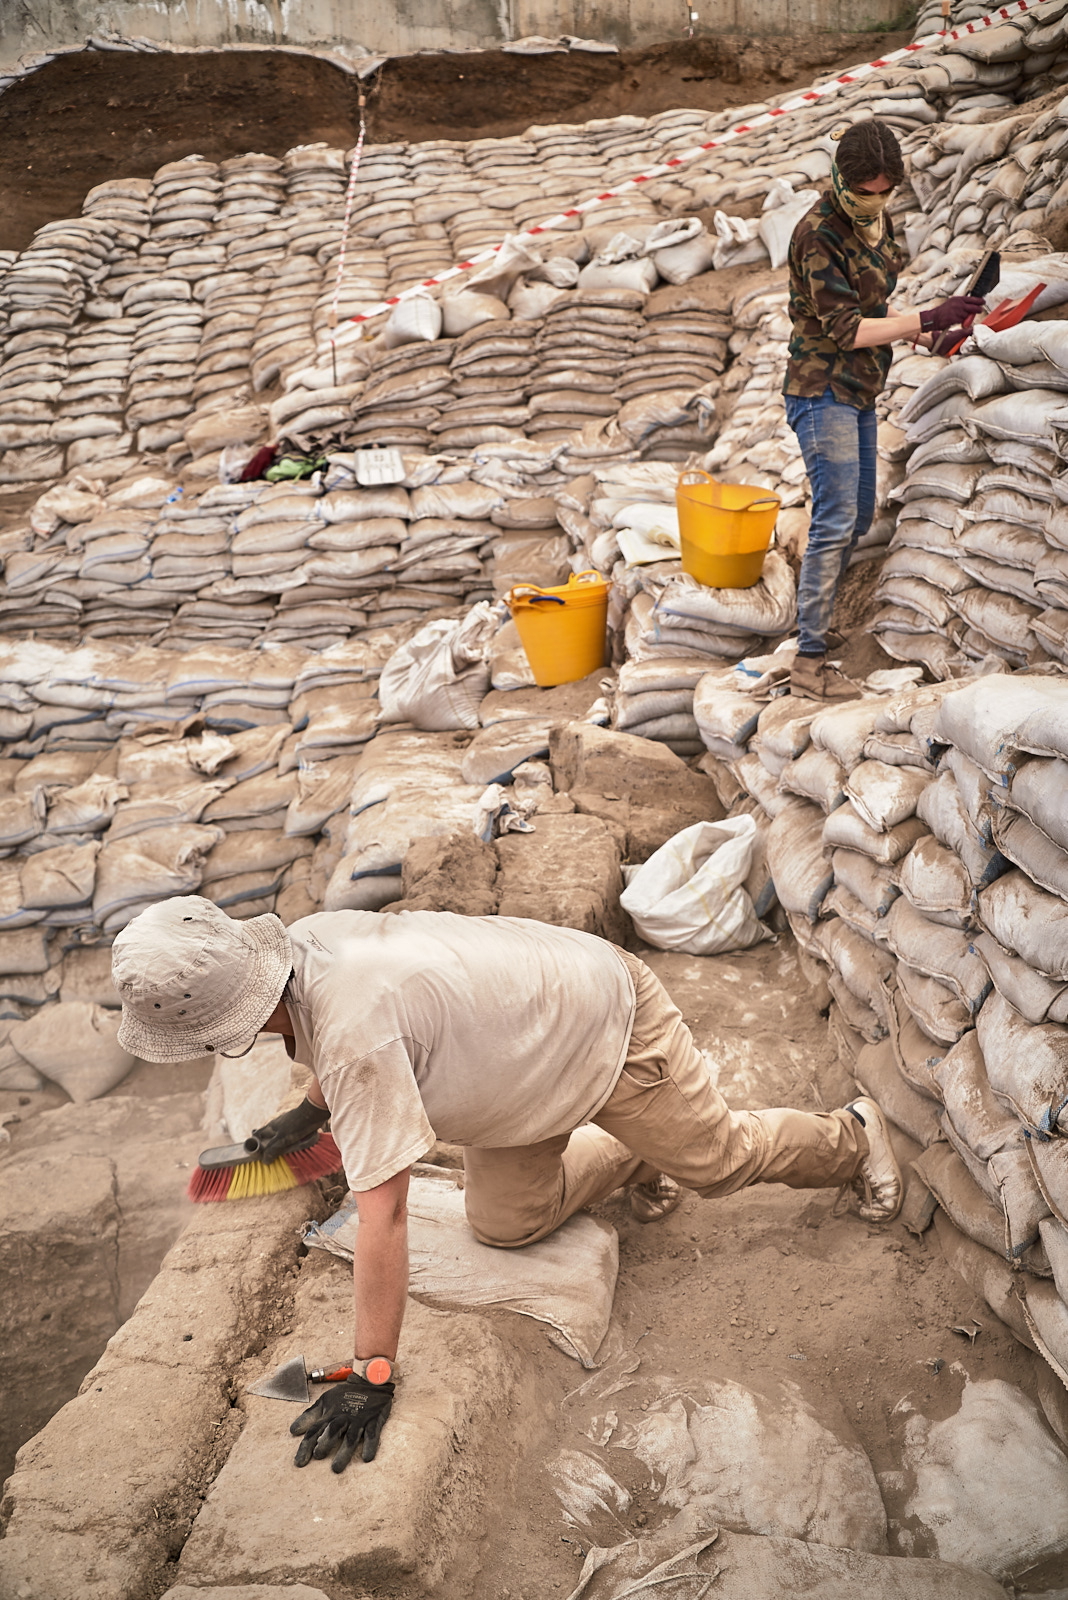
[464,950,868,1247]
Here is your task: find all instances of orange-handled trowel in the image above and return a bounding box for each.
[247,1356,353,1404]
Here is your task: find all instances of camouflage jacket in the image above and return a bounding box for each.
[783,192,906,410]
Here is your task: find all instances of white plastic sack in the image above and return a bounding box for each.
[382,292,442,350]
[578,256,658,294]
[303,1174,617,1366]
[441,292,509,336]
[758,186,819,270]
[377,606,496,732]
[620,818,768,955]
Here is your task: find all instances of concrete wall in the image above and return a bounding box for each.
[0,0,908,71]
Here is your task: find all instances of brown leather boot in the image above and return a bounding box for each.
[789,653,861,701]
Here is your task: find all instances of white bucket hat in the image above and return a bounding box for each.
[112,896,293,1064]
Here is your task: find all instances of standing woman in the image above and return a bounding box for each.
[783,118,984,699]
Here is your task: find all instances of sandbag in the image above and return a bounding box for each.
[377,606,496,732]
[619,818,767,956]
[852,1040,942,1148]
[382,292,442,349]
[894,834,973,926]
[304,1174,616,1366]
[881,897,991,1013]
[971,928,1068,1025]
[978,869,1068,980]
[831,848,899,917]
[933,1030,1018,1161]
[896,962,974,1045]
[822,805,927,865]
[917,772,1006,886]
[898,1376,1068,1580]
[9,1000,136,1102]
[845,761,930,833]
[766,798,833,921]
[933,674,1068,777]
[977,988,1068,1134]
[654,552,796,638]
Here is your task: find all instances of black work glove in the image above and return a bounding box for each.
[247,1094,330,1164]
[920,294,985,333]
[290,1375,394,1472]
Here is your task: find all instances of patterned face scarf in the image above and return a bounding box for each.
[831,159,891,247]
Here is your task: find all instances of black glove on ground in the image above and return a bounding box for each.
[919,294,985,333]
[247,1094,330,1164]
[290,1375,395,1472]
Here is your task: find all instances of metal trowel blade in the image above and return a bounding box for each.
[247,1354,309,1403]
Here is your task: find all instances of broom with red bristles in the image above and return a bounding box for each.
[187,1130,343,1203]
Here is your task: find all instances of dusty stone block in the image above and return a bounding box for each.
[495,812,626,942]
[177,1253,516,1595]
[550,722,724,861]
[0,1185,328,1600]
[388,829,500,916]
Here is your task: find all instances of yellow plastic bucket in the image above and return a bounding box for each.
[675,470,781,589]
[506,570,609,688]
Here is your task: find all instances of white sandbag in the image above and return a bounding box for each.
[441,293,510,336]
[831,848,899,917]
[917,772,1005,886]
[978,869,1068,981]
[977,988,1068,1134]
[766,798,833,921]
[894,834,973,926]
[20,841,99,910]
[624,1376,886,1552]
[845,760,930,833]
[560,1525,1004,1600]
[377,605,496,732]
[9,1000,135,1102]
[93,824,223,927]
[1007,755,1068,853]
[619,818,768,956]
[822,804,927,865]
[382,292,442,349]
[880,897,991,1013]
[972,928,1068,1026]
[779,745,848,813]
[577,256,658,294]
[933,1031,1018,1161]
[810,699,884,771]
[932,674,1068,777]
[693,678,764,750]
[654,552,796,638]
[897,963,974,1046]
[758,187,820,270]
[899,1379,1068,1580]
[992,808,1068,903]
[648,223,716,285]
[303,1174,617,1366]
[852,1039,941,1146]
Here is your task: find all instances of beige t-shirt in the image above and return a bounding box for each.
[284,909,636,1191]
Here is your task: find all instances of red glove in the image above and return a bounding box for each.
[920,295,986,334]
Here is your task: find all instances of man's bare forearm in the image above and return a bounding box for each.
[353,1214,409,1360]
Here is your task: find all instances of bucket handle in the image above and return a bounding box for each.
[507,570,604,609]
[679,469,716,486]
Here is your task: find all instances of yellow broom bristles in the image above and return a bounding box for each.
[225,1155,300,1200]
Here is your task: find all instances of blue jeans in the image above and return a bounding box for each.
[785,388,877,655]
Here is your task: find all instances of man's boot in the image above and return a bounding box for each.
[789,652,861,701]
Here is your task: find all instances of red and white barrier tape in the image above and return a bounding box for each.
[332,0,1037,347]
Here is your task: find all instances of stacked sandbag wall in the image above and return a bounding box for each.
[694,663,1068,1382]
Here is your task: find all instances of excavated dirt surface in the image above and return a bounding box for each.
[435,939,1068,1597]
[0,31,913,253]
